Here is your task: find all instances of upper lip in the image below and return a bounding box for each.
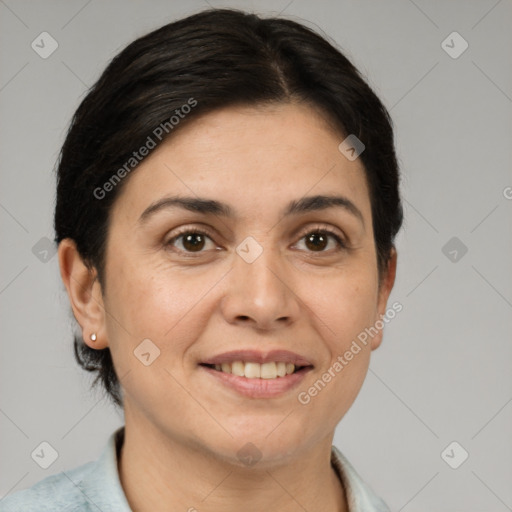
[201,349,313,367]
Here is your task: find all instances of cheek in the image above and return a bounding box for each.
[295,281,374,436]
[102,263,209,414]
[105,258,221,359]
[296,267,376,414]
[308,266,378,349]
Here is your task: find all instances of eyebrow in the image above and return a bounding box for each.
[138,194,364,227]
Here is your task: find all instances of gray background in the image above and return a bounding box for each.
[1,0,511,510]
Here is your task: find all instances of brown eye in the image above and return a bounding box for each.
[166,230,215,253]
[181,232,206,252]
[305,232,329,251]
[296,228,346,253]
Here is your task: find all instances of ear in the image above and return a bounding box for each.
[370,247,398,351]
[58,238,108,349]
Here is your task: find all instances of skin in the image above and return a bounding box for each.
[58,102,397,512]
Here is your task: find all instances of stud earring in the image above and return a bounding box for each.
[90,333,97,342]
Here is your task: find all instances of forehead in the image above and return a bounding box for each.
[111,102,371,226]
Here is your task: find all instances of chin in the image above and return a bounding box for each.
[203,424,310,468]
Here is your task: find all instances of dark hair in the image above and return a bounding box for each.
[54,7,403,408]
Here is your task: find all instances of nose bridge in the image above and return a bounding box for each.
[222,235,298,327]
[237,236,285,299]
[242,240,283,294]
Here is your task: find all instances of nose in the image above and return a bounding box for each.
[220,242,301,331]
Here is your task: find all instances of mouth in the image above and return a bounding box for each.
[198,350,314,398]
[199,361,312,379]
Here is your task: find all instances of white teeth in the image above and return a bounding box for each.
[260,362,276,379]
[211,361,298,378]
[244,362,261,379]
[276,362,287,377]
[231,361,245,377]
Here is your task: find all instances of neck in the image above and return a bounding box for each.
[117,414,347,512]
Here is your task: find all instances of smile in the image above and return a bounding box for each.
[199,362,313,398]
[201,361,301,379]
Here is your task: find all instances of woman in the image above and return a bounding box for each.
[1,7,402,511]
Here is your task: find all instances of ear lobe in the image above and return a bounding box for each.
[370,328,384,351]
[371,247,398,351]
[58,238,108,349]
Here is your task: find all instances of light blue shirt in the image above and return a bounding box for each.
[0,426,390,511]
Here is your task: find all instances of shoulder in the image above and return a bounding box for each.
[331,445,391,512]
[1,427,129,512]
[0,461,95,512]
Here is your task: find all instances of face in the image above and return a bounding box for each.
[80,103,396,465]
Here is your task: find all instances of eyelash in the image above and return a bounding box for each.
[165,225,347,256]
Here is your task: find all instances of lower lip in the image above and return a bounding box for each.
[199,365,313,398]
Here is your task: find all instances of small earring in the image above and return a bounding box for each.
[90,333,97,342]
